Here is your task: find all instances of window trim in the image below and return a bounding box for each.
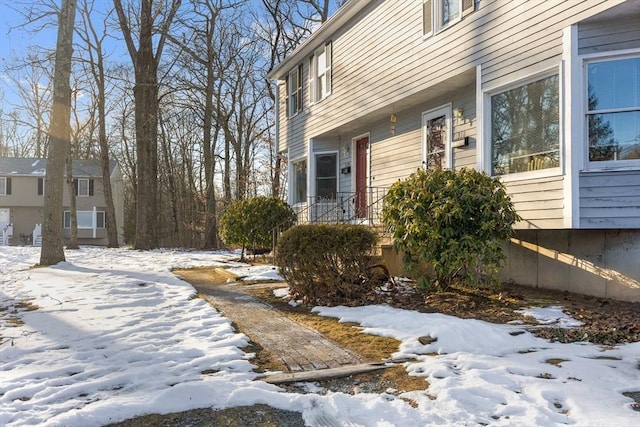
[484,67,563,182]
[422,104,453,170]
[583,49,640,171]
[310,42,332,104]
[0,177,7,196]
[313,151,339,201]
[75,178,93,197]
[287,64,303,118]
[425,0,475,37]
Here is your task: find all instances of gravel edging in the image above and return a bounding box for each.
[105,404,305,427]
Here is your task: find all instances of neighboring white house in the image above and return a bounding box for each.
[0,157,125,246]
[268,0,640,301]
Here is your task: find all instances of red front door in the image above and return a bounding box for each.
[355,137,368,218]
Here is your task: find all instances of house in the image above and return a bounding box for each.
[0,157,125,246]
[267,0,640,302]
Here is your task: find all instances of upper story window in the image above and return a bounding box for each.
[490,73,560,176]
[74,178,94,197]
[424,0,474,35]
[0,177,11,195]
[37,178,46,196]
[586,54,640,165]
[287,64,303,117]
[310,42,332,103]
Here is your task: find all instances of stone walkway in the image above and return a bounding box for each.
[178,268,385,383]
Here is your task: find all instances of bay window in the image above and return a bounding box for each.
[490,73,560,176]
[586,55,640,163]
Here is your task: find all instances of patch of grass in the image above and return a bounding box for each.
[249,287,399,362]
[545,358,569,366]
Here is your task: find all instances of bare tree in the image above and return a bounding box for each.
[77,0,119,247]
[3,53,54,157]
[40,0,77,265]
[113,0,181,250]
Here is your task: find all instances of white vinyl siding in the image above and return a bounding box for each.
[578,18,640,56]
[579,170,640,228]
[276,0,629,229]
[505,175,566,229]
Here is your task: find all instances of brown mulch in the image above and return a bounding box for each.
[293,279,640,347]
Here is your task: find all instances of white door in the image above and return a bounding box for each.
[0,208,10,227]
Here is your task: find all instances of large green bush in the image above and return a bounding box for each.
[219,197,296,260]
[276,224,379,304]
[382,168,520,289]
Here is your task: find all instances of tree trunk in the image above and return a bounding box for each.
[40,0,77,265]
[114,0,181,250]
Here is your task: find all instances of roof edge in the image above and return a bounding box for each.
[267,0,373,80]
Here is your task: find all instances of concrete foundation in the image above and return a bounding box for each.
[502,229,640,302]
[379,229,640,302]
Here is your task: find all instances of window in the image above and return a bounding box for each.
[287,65,303,117]
[423,106,451,170]
[586,55,640,163]
[0,177,10,195]
[37,178,45,196]
[64,211,106,229]
[310,42,332,102]
[74,178,94,197]
[292,159,307,204]
[315,153,337,200]
[490,73,560,176]
[424,0,474,35]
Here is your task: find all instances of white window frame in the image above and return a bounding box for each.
[433,0,462,34]
[422,105,453,170]
[310,42,332,103]
[583,49,640,171]
[0,177,6,195]
[313,151,339,201]
[290,157,308,206]
[484,67,563,182]
[77,178,90,197]
[287,64,303,118]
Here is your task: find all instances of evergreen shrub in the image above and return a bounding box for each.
[219,196,296,259]
[382,168,520,289]
[276,224,378,303]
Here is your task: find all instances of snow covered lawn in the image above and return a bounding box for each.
[1,247,638,426]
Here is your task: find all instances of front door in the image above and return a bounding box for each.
[0,208,9,227]
[355,136,368,218]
